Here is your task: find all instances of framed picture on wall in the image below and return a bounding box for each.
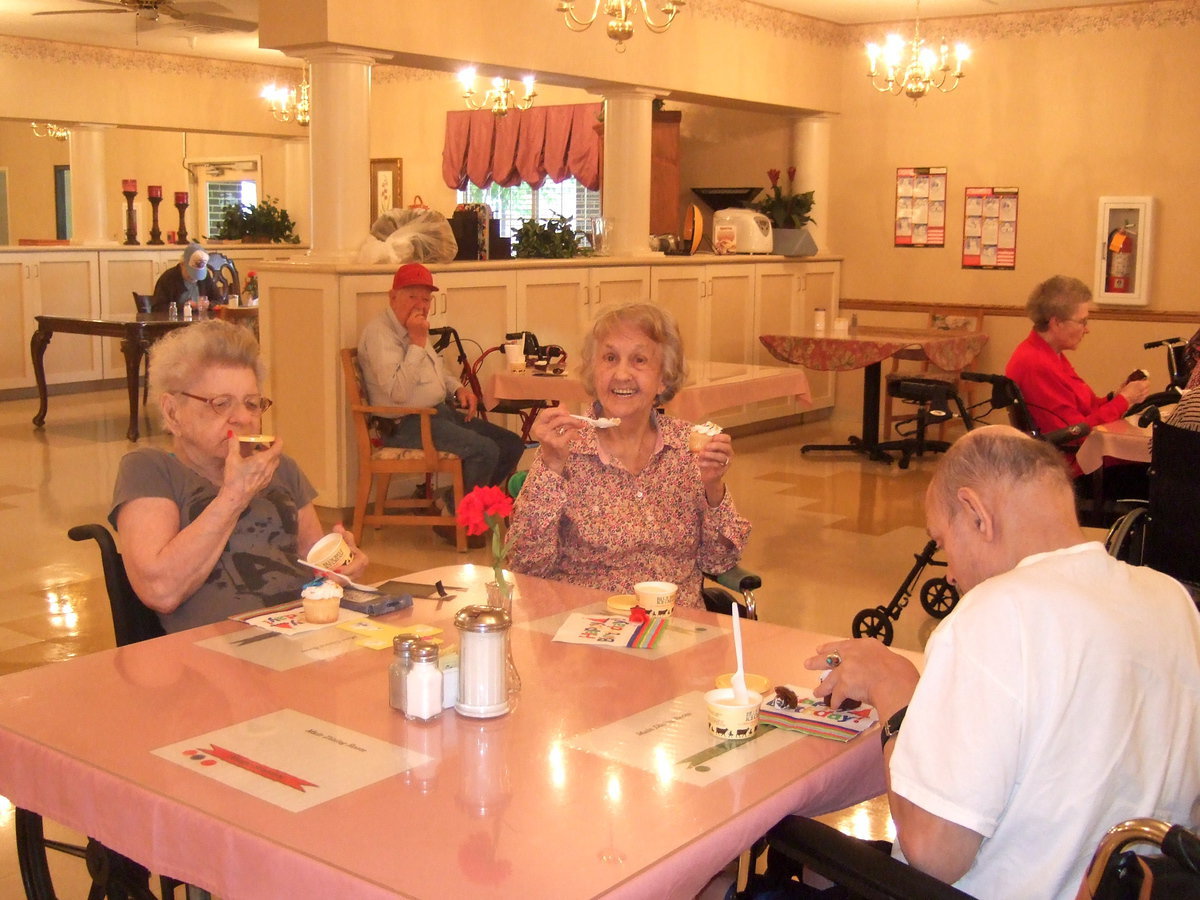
[369,158,402,224]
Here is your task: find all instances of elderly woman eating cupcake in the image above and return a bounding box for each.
[507,303,749,605]
[110,319,368,632]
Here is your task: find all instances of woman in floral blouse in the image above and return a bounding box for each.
[507,303,750,606]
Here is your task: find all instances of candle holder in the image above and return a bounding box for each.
[147,196,164,245]
[122,190,140,246]
[174,200,189,245]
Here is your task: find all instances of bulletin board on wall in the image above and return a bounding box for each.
[894,167,947,248]
[962,186,1018,269]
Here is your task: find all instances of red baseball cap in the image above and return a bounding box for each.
[391,263,438,293]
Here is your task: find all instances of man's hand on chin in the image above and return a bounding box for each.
[406,311,430,346]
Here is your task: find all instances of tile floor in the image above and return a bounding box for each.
[0,387,995,896]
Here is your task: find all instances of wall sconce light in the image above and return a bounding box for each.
[31,122,71,141]
[260,68,311,126]
[458,67,536,116]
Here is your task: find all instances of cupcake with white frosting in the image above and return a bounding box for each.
[689,421,723,453]
[301,578,343,624]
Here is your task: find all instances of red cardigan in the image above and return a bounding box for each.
[1005,330,1129,462]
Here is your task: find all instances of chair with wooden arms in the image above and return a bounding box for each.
[14,524,187,900]
[882,307,985,442]
[341,348,466,551]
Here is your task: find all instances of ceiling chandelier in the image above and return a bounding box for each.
[458,68,537,116]
[865,2,969,102]
[260,68,311,126]
[31,122,71,141]
[557,0,685,52]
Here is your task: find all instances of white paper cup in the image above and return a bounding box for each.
[633,581,677,619]
[227,294,240,308]
[307,532,353,570]
[503,341,526,373]
[705,687,762,741]
[833,316,850,337]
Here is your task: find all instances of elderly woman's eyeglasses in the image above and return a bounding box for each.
[177,391,273,415]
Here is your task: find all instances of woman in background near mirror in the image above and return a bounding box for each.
[507,303,749,606]
[110,320,367,632]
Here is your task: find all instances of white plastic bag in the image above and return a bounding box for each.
[357,207,458,264]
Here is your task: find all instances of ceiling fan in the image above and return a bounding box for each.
[33,0,257,34]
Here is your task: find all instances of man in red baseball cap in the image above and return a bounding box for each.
[357,263,525,546]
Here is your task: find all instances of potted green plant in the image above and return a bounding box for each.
[211,196,301,244]
[753,167,817,256]
[512,214,590,258]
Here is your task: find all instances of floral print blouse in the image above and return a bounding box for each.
[507,414,750,606]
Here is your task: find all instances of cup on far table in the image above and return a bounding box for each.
[633,581,678,619]
[503,341,526,373]
[307,532,354,570]
[705,687,763,741]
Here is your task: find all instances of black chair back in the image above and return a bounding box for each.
[132,291,153,315]
[1145,422,1200,588]
[206,252,240,297]
[67,524,164,646]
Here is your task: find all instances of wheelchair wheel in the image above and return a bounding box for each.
[919,577,958,619]
[852,608,894,646]
[1105,506,1147,565]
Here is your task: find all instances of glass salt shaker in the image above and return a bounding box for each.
[168,302,178,321]
[404,642,443,721]
[454,605,511,719]
[389,636,419,712]
[182,302,192,321]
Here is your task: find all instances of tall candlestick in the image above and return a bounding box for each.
[148,195,164,245]
[122,186,140,246]
[174,196,189,245]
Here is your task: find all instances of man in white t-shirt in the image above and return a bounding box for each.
[810,425,1200,900]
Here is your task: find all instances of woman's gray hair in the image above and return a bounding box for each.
[149,319,264,410]
[929,424,1073,520]
[1026,275,1091,332]
[579,303,687,403]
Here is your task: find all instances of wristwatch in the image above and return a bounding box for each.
[881,706,908,749]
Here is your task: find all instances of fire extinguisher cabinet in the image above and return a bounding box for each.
[1094,196,1154,307]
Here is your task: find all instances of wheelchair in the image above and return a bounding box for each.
[1105,420,1200,606]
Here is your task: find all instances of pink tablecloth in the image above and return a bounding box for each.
[1075,415,1154,474]
[0,564,907,900]
[760,328,989,373]
[486,361,812,422]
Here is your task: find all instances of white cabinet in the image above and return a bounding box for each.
[755,260,839,411]
[431,269,516,383]
[650,264,757,365]
[0,251,101,391]
[515,266,650,366]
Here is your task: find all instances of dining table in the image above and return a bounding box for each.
[485,360,813,427]
[0,564,909,900]
[760,328,989,463]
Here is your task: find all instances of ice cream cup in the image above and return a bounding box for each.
[503,341,526,373]
[307,532,353,570]
[715,672,772,695]
[633,581,677,619]
[704,687,763,741]
[238,434,275,457]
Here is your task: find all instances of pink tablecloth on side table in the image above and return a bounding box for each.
[759,328,989,373]
[1075,415,1154,474]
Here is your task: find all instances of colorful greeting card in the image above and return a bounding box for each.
[758,686,878,741]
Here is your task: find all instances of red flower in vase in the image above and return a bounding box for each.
[456,485,514,536]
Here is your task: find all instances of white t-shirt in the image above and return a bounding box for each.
[890,542,1200,900]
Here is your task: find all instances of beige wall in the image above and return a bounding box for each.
[831,11,1200,313]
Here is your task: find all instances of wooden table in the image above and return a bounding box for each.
[486,360,812,425]
[0,565,899,900]
[30,313,190,442]
[760,328,989,463]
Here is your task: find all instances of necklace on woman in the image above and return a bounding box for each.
[601,426,655,474]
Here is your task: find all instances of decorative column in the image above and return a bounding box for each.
[791,114,831,254]
[68,124,113,244]
[308,48,375,259]
[600,88,658,258]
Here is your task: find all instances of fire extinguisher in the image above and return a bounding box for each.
[1106,226,1135,293]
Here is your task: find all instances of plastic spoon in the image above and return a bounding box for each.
[731,603,750,704]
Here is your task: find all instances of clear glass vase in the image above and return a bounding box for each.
[485,579,521,698]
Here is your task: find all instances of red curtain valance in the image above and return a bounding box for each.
[442,103,602,192]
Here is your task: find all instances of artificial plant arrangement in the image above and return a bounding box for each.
[753,167,816,230]
[211,196,301,244]
[512,214,589,258]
